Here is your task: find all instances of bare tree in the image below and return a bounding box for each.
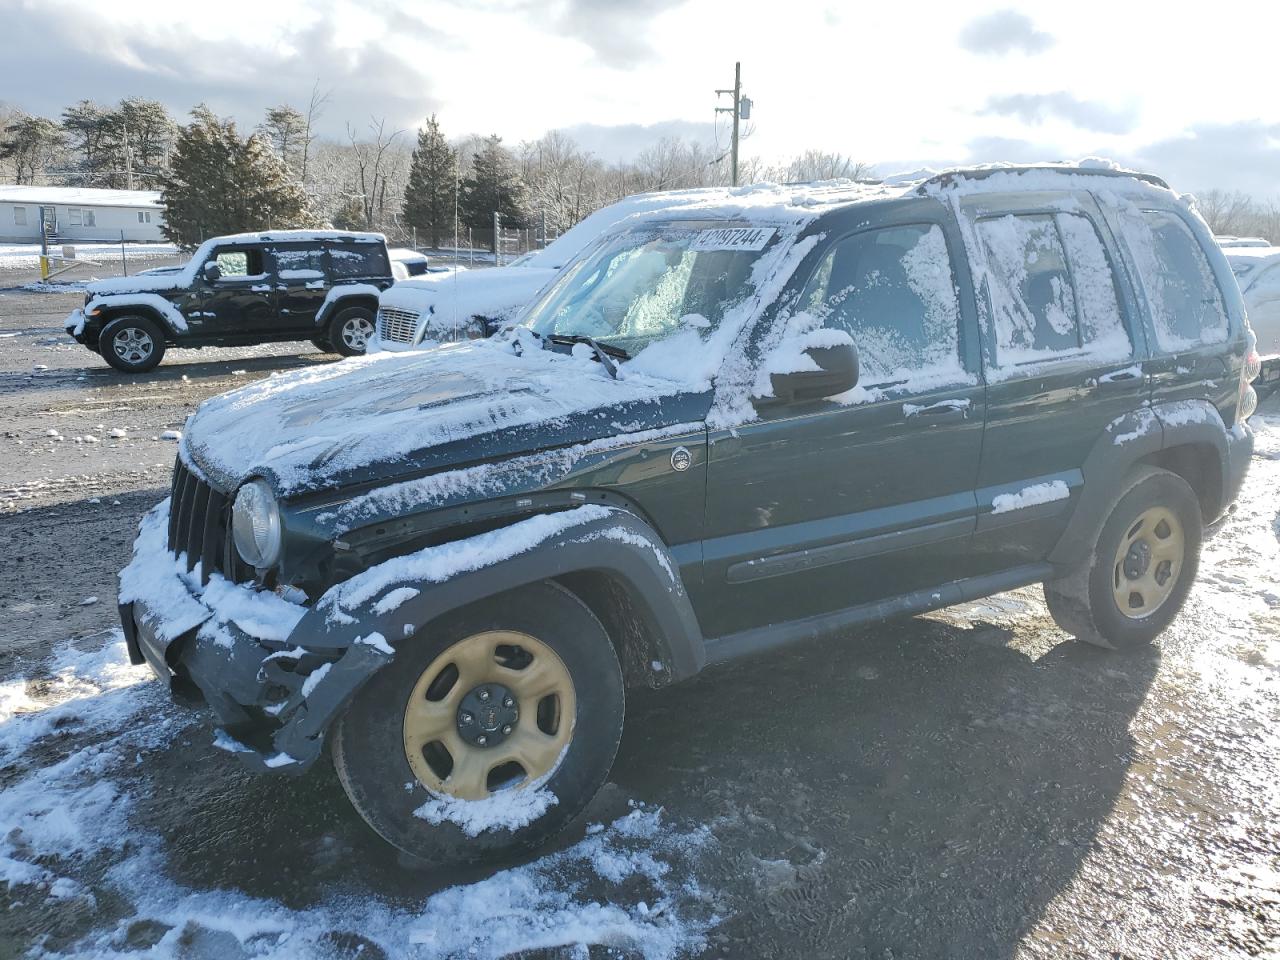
[346,117,407,229]
[300,81,331,187]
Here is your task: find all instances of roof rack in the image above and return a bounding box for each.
[915,165,1170,194]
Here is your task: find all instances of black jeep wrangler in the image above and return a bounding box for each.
[118,167,1260,863]
[66,230,394,373]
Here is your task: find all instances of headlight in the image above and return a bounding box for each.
[232,479,282,568]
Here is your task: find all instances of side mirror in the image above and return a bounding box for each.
[769,341,859,402]
[202,262,222,283]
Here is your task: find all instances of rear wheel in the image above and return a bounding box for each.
[1045,466,1202,650]
[332,581,624,863]
[327,306,375,356]
[100,315,166,373]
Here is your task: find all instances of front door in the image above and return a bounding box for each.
[269,242,330,337]
[696,215,987,640]
[198,246,277,341]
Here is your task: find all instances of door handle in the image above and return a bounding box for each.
[903,398,970,424]
[1093,366,1145,392]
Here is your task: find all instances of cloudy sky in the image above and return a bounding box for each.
[2,0,1277,196]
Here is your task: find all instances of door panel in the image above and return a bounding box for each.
[270,244,329,336]
[960,193,1147,570]
[199,247,277,340]
[695,217,986,639]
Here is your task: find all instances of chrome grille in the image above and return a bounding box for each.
[167,458,234,585]
[377,306,420,344]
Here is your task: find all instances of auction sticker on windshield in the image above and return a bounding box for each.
[689,227,776,252]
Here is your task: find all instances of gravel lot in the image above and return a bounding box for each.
[1,286,1277,959]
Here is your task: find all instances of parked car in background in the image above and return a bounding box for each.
[374,189,757,349]
[65,230,394,372]
[389,247,430,280]
[1224,245,1280,393]
[120,165,1259,864]
[1215,235,1272,249]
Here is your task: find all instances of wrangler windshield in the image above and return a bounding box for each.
[522,222,782,356]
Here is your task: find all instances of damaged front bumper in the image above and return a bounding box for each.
[118,501,393,775]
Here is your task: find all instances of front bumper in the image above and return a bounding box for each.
[119,501,393,774]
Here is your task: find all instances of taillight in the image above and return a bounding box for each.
[1238,328,1260,423]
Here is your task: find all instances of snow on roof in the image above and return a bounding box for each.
[204,229,385,245]
[1224,246,1280,262]
[0,184,162,208]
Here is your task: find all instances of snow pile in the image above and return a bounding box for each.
[0,636,716,959]
[991,480,1070,514]
[414,781,560,836]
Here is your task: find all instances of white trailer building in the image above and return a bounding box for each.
[0,185,164,243]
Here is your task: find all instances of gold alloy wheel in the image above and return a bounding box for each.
[402,630,576,801]
[1112,506,1185,619]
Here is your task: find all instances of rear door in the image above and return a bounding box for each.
[698,209,987,639]
[269,242,329,336]
[198,245,277,340]
[958,192,1146,569]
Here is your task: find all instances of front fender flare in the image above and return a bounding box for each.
[289,504,706,689]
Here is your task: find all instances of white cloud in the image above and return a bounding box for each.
[958,10,1055,56]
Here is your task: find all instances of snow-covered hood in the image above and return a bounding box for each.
[85,267,192,297]
[182,339,712,495]
[378,267,558,345]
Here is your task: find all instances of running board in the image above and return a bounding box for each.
[703,563,1055,665]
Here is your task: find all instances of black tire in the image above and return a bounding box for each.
[327,305,375,356]
[310,337,333,353]
[99,315,166,373]
[1045,466,1202,650]
[332,580,625,864]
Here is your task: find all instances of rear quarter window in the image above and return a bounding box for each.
[327,243,390,279]
[1117,207,1229,351]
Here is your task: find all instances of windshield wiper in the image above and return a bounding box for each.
[548,334,628,379]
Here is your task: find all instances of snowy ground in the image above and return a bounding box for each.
[0,243,180,280]
[1,288,1278,958]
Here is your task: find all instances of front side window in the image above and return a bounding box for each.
[327,242,390,278]
[14,206,26,226]
[522,222,783,358]
[1119,207,1229,350]
[212,249,265,278]
[798,223,963,384]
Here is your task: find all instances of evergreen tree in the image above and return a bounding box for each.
[62,98,175,187]
[259,104,307,175]
[0,113,64,184]
[460,135,529,249]
[403,115,457,248]
[159,106,316,248]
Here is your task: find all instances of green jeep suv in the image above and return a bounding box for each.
[118,165,1260,862]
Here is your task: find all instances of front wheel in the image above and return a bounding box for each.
[1045,466,1202,650]
[332,581,624,864]
[327,306,375,356]
[100,315,166,373]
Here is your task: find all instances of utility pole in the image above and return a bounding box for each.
[716,62,745,187]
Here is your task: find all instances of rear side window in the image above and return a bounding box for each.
[273,245,326,280]
[975,212,1128,367]
[1120,208,1229,350]
[327,243,390,279]
[799,223,964,384]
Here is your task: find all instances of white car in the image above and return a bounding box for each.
[374,189,742,350]
[1226,247,1280,358]
[1216,235,1272,249]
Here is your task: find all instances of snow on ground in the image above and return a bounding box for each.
[0,243,178,272]
[0,632,716,958]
